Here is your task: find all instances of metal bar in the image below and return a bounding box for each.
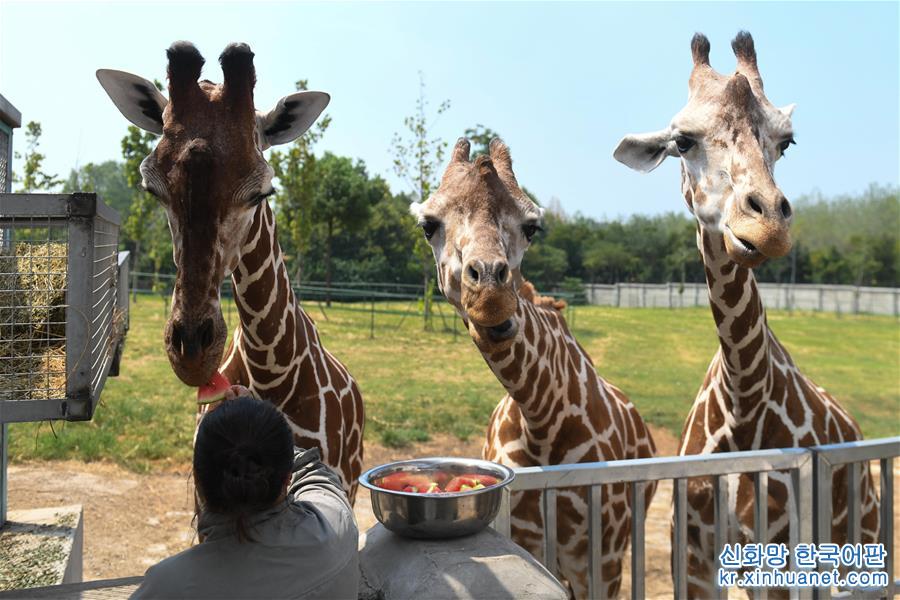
[713,475,729,595]
[543,488,558,578]
[631,481,646,600]
[491,487,511,538]
[810,438,900,465]
[753,472,768,600]
[0,424,6,525]
[673,478,688,600]
[510,448,811,490]
[587,484,603,600]
[793,457,814,600]
[879,458,893,599]
[846,462,860,545]
[815,455,834,600]
[65,209,94,420]
[0,399,69,423]
[0,194,72,218]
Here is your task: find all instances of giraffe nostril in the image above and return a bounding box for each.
[747,196,763,215]
[780,198,792,219]
[171,323,185,356]
[198,318,215,350]
[467,264,480,283]
[496,263,509,284]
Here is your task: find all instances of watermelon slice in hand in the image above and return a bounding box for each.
[197,372,231,405]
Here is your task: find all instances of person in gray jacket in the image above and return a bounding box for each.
[132,392,359,599]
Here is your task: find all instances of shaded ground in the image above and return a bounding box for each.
[8,427,899,599]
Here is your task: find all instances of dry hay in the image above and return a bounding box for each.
[0,242,68,401]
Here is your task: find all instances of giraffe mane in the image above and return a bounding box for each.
[518,280,567,312]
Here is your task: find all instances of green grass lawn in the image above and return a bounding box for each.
[8,294,899,471]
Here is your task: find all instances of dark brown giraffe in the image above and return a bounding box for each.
[97,42,364,502]
[411,138,657,598]
[614,31,879,598]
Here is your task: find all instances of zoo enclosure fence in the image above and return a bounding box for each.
[491,437,900,600]
[584,282,900,316]
[126,273,581,337]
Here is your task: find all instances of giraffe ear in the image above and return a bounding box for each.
[779,103,796,118]
[613,129,677,173]
[258,91,330,150]
[96,69,167,135]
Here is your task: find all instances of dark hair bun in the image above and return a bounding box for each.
[193,397,294,538]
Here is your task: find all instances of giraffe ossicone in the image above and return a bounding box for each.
[412,137,658,598]
[97,41,365,502]
[615,31,879,599]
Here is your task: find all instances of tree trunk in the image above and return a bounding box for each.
[422,258,431,331]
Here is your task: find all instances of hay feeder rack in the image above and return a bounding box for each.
[0,191,129,524]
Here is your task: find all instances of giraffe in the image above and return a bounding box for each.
[96,42,364,502]
[614,31,879,597]
[410,138,657,598]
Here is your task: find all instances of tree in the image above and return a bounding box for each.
[121,125,171,291]
[62,160,131,218]
[464,124,502,157]
[13,121,61,192]
[390,72,451,329]
[311,153,384,304]
[269,79,332,283]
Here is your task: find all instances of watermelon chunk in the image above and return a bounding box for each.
[197,372,231,405]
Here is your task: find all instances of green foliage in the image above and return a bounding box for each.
[269,79,332,275]
[120,125,171,278]
[12,121,61,193]
[390,72,452,327]
[464,124,501,157]
[390,71,451,203]
[310,153,386,295]
[62,160,131,217]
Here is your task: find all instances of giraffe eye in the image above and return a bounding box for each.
[522,223,542,242]
[421,220,440,240]
[252,188,276,205]
[778,138,796,155]
[675,136,696,154]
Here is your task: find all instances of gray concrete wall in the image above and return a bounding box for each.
[358,524,568,600]
[584,282,900,316]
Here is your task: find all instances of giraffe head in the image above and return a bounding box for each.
[97,42,328,386]
[614,31,795,268]
[410,138,543,351]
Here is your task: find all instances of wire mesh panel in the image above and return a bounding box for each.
[0,217,68,402]
[0,193,124,423]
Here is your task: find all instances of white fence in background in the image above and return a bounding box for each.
[584,283,900,316]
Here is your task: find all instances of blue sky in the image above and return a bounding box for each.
[1,1,897,220]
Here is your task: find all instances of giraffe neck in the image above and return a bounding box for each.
[697,226,774,419]
[230,202,317,388]
[479,297,589,430]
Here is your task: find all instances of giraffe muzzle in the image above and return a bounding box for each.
[486,318,518,342]
[165,311,228,387]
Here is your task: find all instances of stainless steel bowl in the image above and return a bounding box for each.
[359,457,515,539]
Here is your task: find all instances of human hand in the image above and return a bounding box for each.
[223,384,253,401]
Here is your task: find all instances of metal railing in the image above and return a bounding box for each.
[813,438,899,599]
[492,437,900,600]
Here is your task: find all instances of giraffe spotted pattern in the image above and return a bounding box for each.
[614,31,880,599]
[677,230,879,598]
[484,284,657,599]
[412,138,657,599]
[220,202,365,502]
